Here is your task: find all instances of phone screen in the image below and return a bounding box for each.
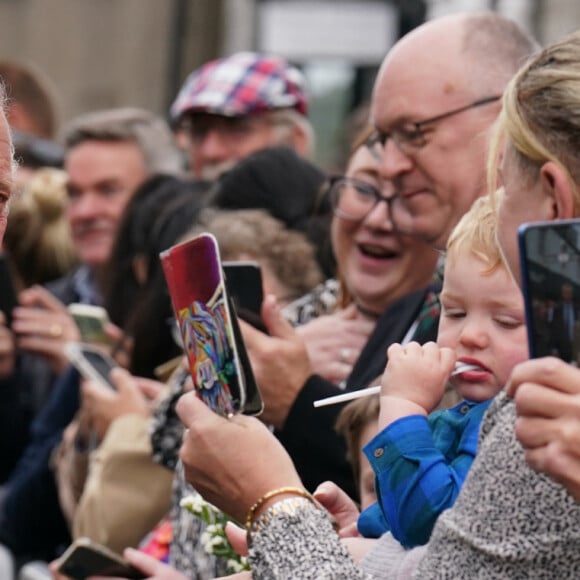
[223,261,266,332]
[68,304,111,345]
[65,343,118,390]
[519,219,580,362]
[161,233,263,417]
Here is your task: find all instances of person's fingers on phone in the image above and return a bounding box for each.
[260,294,295,339]
[109,334,133,369]
[19,285,69,312]
[110,368,150,412]
[81,377,116,423]
[48,557,73,580]
[176,390,212,428]
[239,297,312,427]
[225,521,249,556]
[104,321,124,344]
[12,307,80,373]
[134,377,165,402]
[216,573,252,580]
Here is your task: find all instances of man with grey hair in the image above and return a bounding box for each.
[4,107,182,390]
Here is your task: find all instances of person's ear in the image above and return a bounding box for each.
[288,122,311,158]
[539,161,576,220]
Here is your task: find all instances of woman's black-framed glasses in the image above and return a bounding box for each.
[328,176,400,223]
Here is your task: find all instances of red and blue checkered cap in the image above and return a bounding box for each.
[170,51,308,120]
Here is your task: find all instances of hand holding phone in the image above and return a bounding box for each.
[65,342,118,391]
[161,233,263,417]
[57,537,146,579]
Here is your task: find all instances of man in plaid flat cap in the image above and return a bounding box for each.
[171,51,314,181]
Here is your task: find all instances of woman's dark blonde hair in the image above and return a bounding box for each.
[4,168,77,287]
[488,31,580,210]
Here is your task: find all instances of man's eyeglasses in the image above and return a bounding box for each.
[181,112,291,143]
[328,176,400,224]
[366,95,502,158]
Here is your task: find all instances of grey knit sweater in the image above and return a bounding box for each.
[248,391,580,579]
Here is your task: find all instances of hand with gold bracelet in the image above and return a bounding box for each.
[176,392,309,525]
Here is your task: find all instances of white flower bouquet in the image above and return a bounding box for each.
[180,494,250,573]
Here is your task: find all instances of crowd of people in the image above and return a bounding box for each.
[0,8,579,580]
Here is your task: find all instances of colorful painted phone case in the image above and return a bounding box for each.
[161,233,263,416]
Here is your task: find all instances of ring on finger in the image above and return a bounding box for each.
[339,348,351,364]
[48,323,63,338]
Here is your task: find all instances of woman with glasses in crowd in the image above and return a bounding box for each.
[258,129,443,500]
[284,128,440,388]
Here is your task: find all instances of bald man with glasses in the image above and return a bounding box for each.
[179,12,539,513]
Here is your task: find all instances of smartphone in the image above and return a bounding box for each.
[222,261,266,332]
[161,233,263,417]
[64,342,118,390]
[0,253,18,327]
[58,536,146,579]
[519,219,580,362]
[68,303,111,345]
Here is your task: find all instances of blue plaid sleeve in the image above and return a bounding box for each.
[363,401,491,548]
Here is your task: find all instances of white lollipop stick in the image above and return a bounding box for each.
[313,362,479,408]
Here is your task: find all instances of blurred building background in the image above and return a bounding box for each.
[0,0,577,168]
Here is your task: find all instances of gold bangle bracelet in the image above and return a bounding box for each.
[245,486,315,530]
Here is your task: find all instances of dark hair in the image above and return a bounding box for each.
[207,146,335,278]
[103,174,209,377]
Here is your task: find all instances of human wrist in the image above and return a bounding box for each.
[246,486,315,529]
[378,395,428,429]
[246,487,338,545]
